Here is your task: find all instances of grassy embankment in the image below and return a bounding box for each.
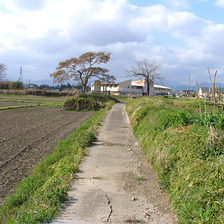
[0,95,117,224]
[126,96,224,224]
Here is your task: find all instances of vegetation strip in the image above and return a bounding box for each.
[0,102,63,110]
[0,104,41,110]
[0,98,116,224]
[126,96,224,224]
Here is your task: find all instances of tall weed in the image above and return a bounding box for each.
[126,97,224,223]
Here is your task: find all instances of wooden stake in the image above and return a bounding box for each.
[213,70,217,116]
[207,67,214,102]
[196,81,202,119]
[204,94,207,119]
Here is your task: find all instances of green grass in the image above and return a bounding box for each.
[92,176,104,180]
[134,177,146,181]
[0,94,65,109]
[0,98,116,224]
[0,104,41,110]
[0,103,63,110]
[126,96,224,224]
[114,95,129,102]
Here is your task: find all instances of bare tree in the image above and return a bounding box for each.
[125,59,161,96]
[0,63,7,81]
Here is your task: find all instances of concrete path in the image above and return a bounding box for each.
[50,103,177,224]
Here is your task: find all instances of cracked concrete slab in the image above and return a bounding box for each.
[49,102,177,224]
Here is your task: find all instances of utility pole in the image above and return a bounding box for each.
[188,73,191,90]
[19,66,23,83]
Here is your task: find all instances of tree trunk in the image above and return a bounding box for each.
[82,85,86,94]
[147,79,153,96]
[146,79,150,96]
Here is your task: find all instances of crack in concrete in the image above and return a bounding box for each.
[90,178,113,223]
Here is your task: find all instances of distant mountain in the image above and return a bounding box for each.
[23,79,78,87]
[23,79,55,86]
[198,82,224,88]
[159,80,192,91]
[160,80,224,91]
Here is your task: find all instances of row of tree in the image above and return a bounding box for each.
[1,52,161,96]
[0,81,24,90]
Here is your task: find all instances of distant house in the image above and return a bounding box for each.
[199,87,210,97]
[91,79,142,96]
[26,84,39,90]
[199,87,224,98]
[180,90,197,97]
[91,79,172,96]
[154,84,172,96]
[131,79,172,96]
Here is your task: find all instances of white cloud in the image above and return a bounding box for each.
[164,0,190,10]
[215,0,224,8]
[0,0,224,84]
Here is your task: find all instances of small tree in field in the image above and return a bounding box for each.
[9,81,24,90]
[125,59,161,96]
[50,52,115,93]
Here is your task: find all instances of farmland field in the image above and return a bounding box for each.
[0,95,94,204]
[0,94,66,108]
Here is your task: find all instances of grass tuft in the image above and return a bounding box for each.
[134,177,146,181]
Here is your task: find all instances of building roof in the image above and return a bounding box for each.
[154,84,172,90]
[132,80,144,86]
[131,80,172,90]
[91,79,172,90]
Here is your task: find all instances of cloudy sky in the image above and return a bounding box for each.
[1,0,224,86]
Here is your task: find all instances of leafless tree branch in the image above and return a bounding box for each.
[125,59,161,96]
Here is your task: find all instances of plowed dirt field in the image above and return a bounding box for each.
[0,106,93,204]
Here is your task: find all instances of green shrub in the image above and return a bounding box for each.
[203,112,224,130]
[63,94,117,111]
[0,89,73,96]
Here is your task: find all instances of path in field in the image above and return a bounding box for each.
[50,103,177,224]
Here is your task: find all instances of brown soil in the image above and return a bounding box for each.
[0,106,94,204]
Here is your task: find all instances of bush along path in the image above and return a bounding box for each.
[126,96,224,224]
[49,102,177,224]
[0,98,116,224]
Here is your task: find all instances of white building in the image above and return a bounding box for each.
[91,79,172,96]
[153,84,172,96]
